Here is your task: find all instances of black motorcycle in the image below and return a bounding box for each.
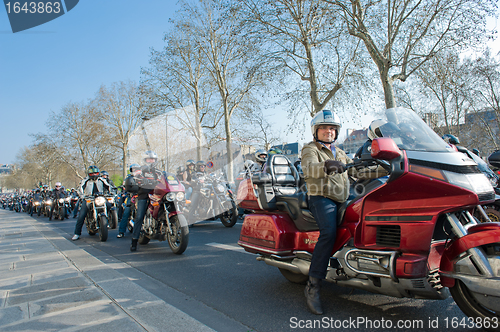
[83,193,112,241]
[187,172,238,227]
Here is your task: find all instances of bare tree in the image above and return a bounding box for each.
[95,81,157,180]
[177,0,267,181]
[330,0,497,108]
[46,101,116,179]
[242,0,368,116]
[142,24,222,161]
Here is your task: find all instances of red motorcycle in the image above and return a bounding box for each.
[132,172,189,254]
[238,107,500,329]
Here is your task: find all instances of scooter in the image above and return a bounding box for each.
[238,107,500,328]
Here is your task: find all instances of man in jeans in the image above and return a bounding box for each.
[130,151,162,251]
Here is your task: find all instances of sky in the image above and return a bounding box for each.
[0,0,181,164]
[0,1,498,165]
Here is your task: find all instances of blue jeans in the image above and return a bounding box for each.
[132,199,149,240]
[119,205,131,234]
[307,195,338,280]
[185,186,193,200]
[74,201,89,236]
[73,199,80,218]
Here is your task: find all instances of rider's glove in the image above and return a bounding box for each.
[324,160,346,175]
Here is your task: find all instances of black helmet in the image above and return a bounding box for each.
[442,134,460,145]
[101,170,109,178]
[186,159,195,167]
[87,165,100,180]
[123,176,139,193]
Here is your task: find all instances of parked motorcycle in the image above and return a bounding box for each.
[187,171,238,227]
[238,107,499,328]
[131,172,189,254]
[83,193,111,241]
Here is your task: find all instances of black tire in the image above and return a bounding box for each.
[138,232,150,245]
[450,280,500,331]
[98,215,108,242]
[279,268,308,284]
[167,215,189,254]
[60,207,66,220]
[37,207,41,217]
[110,209,118,229]
[220,205,238,227]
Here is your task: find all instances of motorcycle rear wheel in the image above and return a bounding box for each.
[220,206,238,227]
[138,232,150,245]
[279,268,308,284]
[98,216,108,242]
[450,280,500,331]
[167,215,189,255]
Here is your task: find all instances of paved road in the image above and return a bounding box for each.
[4,209,481,332]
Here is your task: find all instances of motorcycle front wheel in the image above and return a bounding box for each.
[167,215,189,255]
[220,205,238,227]
[450,279,500,331]
[98,215,108,242]
[110,209,118,229]
[60,207,66,220]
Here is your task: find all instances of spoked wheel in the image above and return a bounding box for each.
[279,268,309,285]
[98,215,108,241]
[450,280,500,331]
[220,205,238,227]
[167,215,189,255]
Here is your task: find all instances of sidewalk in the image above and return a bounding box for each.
[0,209,216,332]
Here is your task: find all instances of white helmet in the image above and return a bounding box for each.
[367,119,386,141]
[311,109,341,141]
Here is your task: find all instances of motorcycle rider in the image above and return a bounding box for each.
[101,171,116,189]
[117,164,140,239]
[30,188,42,215]
[72,166,112,240]
[49,182,66,220]
[253,149,268,171]
[301,109,379,315]
[181,160,196,200]
[130,151,162,251]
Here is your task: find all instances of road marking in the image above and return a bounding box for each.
[205,242,253,255]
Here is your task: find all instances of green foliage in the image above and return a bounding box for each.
[111,174,123,187]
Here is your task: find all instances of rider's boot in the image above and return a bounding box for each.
[130,239,138,252]
[304,276,323,315]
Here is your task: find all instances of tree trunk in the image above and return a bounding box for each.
[224,104,233,183]
[122,145,127,182]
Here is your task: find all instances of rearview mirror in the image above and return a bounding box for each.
[371,138,402,161]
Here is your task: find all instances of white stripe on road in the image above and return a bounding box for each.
[205,242,253,255]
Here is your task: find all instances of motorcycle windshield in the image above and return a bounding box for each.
[380,107,454,153]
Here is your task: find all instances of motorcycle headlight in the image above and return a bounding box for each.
[176,191,185,201]
[46,200,52,205]
[65,197,71,202]
[216,184,225,193]
[34,202,40,206]
[443,171,494,196]
[95,196,106,206]
[106,197,114,203]
[59,198,64,203]
[166,192,176,202]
